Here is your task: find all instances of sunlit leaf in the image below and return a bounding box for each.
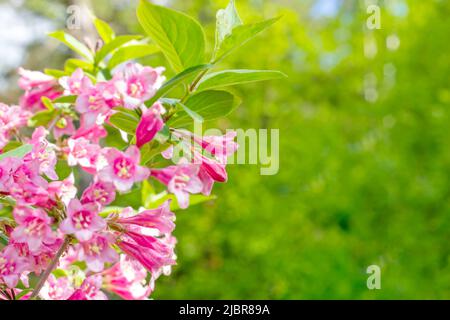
[49,30,94,62]
[197,69,287,91]
[108,44,159,69]
[137,0,206,72]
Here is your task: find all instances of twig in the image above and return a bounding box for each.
[29,236,72,300]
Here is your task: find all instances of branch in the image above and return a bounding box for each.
[29,236,72,300]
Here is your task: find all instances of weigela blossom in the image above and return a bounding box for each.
[113,63,165,109]
[59,199,106,241]
[151,164,203,209]
[102,255,154,300]
[0,103,31,150]
[11,207,57,254]
[0,246,29,288]
[98,146,149,192]
[81,180,116,207]
[18,68,62,111]
[77,232,118,272]
[135,102,165,148]
[112,203,176,275]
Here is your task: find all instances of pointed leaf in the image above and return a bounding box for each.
[109,111,140,135]
[145,64,211,107]
[137,0,206,72]
[197,69,287,91]
[93,17,115,43]
[0,145,33,161]
[168,90,241,127]
[213,17,280,62]
[108,44,159,69]
[95,35,143,64]
[49,31,94,62]
[215,0,242,50]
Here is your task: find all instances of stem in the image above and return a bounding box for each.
[189,69,209,92]
[29,236,72,300]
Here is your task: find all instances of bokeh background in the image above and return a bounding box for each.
[1,0,449,299]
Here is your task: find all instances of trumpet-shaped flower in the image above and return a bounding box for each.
[0,246,29,288]
[135,102,165,148]
[98,146,149,192]
[102,255,154,300]
[11,207,57,254]
[113,63,165,109]
[78,233,118,272]
[81,180,116,207]
[151,164,203,209]
[60,199,106,241]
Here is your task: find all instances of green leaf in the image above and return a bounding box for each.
[0,233,9,246]
[108,44,159,69]
[110,188,142,210]
[109,110,140,135]
[215,0,242,51]
[137,0,206,72]
[104,125,129,150]
[197,69,287,91]
[53,95,77,104]
[176,102,204,122]
[55,160,72,180]
[44,69,67,78]
[144,191,216,211]
[41,96,55,110]
[146,64,211,107]
[93,17,115,43]
[213,17,280,63]
[28,109,57,127]
[95,35,142,65]
[140,140,172,165]
[49,30,94,62]
[0,144,32,161]
[168,90,241,127]
[64,58,93,73]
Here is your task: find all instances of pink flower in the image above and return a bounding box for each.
[60,199,106,241]
[59,68,92,95]
[0,246,29,288]
[78,233,118,272]
[11,207,57,254]
[72,116,107,143]
[48,174,77,206]
[18,68,62,111]
[174,129,238,162]
[102,255,154,300]
[81,180,116,207]
[114,204,176,275]
[0,157,22,191]
[68,275,108,300]
[25,127,58,180]
[98,146,150,192]
[117,235,175,275]
[195,152,228,183]
[39,275,74,300]
[66,137,102,173]
[75,81,120,128]
[135,102,165,148]
[8,160,50,207]
[0,103,31,149]
[113,62,165,109]
[151,164,203,209]
[116,201,175,234]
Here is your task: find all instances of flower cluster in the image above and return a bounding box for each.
[0,63,237,300]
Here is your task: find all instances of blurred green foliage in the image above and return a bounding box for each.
[1,0,449,299]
